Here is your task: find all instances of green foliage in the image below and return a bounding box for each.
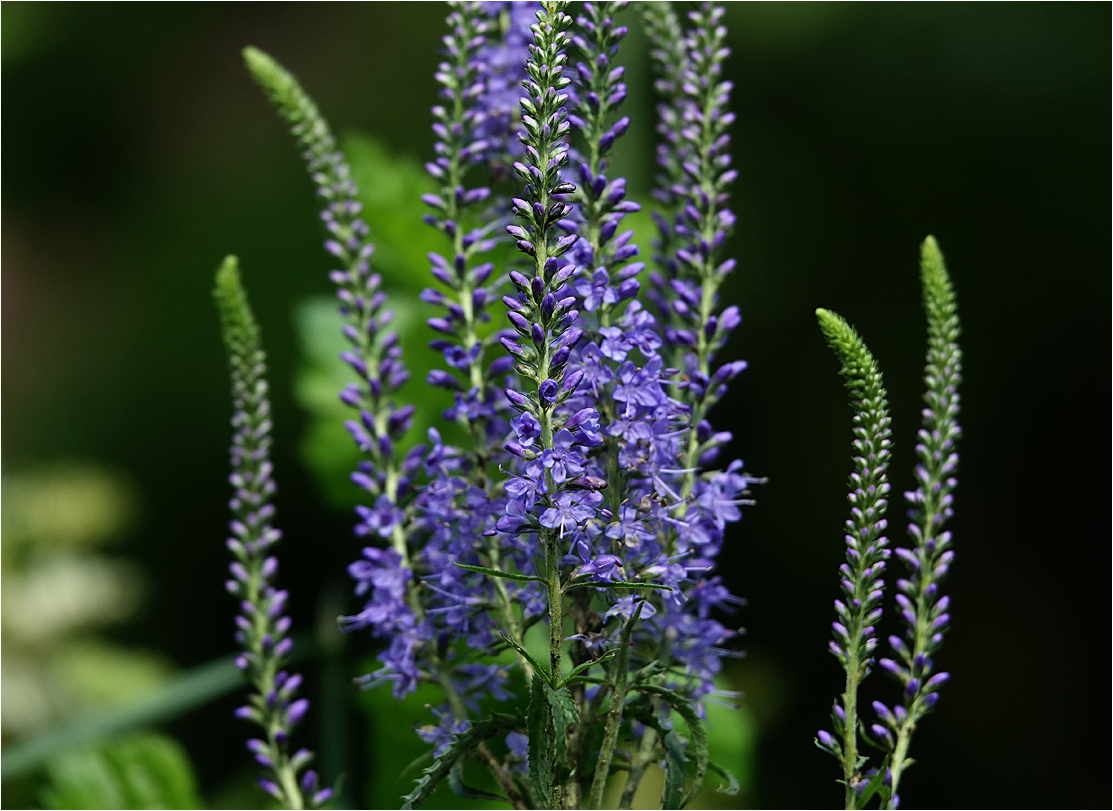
[400,712,523,810]
[659,730,687,810]
[38,732,202,810]
[526,676,550,804]
[557,649,618,690]
[706,760,741,796]
[452,561,545,584]
[629,684,709,808]
[856,756,893,808]
[291,135,457,511]
[564,580,673,592]
[2,655,243,782]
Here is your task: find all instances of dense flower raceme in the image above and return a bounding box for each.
[645,5,744,413]
[245,47,431,702]
[810,241,962,811]
[230,6,967,810]
[248,0,759,803]
[813,308,893,807]
[867,238,962,807]
[214,257,331,809]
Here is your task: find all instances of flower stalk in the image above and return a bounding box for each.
[814,308,892,809]
[215,256,330,810]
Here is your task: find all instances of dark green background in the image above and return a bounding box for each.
[3,2,1109,808]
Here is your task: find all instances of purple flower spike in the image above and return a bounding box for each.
[880,238,964,799]
[816,308,893,799]
[214,255,319,809]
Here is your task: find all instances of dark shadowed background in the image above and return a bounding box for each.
[2,2,1109,809]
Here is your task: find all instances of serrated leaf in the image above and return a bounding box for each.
[400,712,522,810]
[565,579,673,592]
[527,675,551,806]
[660,729,687,810]
[453,560,545,583]
[545,684,578,784]
[557,649,618,689]
[708,759,741,796]
[630,684,709,808]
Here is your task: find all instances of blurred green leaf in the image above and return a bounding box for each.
[2,654,244,781]
[293,134,478,511]
[56,640,174,708]
[293,293,451,511]
[38,732,202,810]
[341,133,438,293]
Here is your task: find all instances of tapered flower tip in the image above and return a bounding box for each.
[920,234,942,269]
[214,254,240,295]
[242,46,301,115]
[814,307,847,336]
[243,46,285,87]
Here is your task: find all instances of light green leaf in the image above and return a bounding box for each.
[447,760,505,801]
[857,755,892,808]
[502,634,550,687]
[707,759,741,796]
[527,675,551,805]
[453,560,545,584]
[557,649,618,689]
[565,580,673,592]
[38,732,201,810]
[630,684,710,808]
[660,730,687,810]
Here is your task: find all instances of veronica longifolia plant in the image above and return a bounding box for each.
[814,237,962,810]
[212,3,961,808]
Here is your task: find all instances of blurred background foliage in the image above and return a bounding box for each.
[2,2,1108,808]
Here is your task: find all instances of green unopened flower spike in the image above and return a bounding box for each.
[814,308,892,810]
[214,256,330,810]
[874,237,963,808]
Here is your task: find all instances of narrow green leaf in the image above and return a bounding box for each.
[565,580,673,592]
[857,756,892,808]
[453,560,545,584]
[708,759,741,796]
[557,649,618,689]
[1,652,251,781]
[527,675,551,805]
[630,684,709,807]
[561,675,612,688]
[400,712,523,810]
[38,733,201,810]
[502,634,550,686]
[660,730,687,810]
[397,749,433,783]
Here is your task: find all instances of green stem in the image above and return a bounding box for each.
[841,662,862,810]
[588,607,640,809]
[886,723,913,809]
[617,729,657,809]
